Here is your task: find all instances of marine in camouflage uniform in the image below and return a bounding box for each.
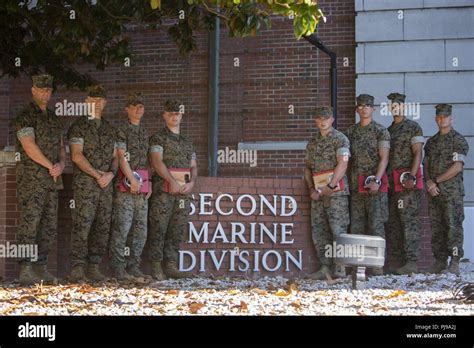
[385,93,424,275]
[12,74,65,285]
[67,85,118,282]
[304,106,350,280]
[424,103,469,276]
[148,99,197,280]
[109,92,150,281]
[345,94,390,276]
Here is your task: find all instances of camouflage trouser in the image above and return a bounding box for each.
[428,194,464,261]
[17,184,58,265]
[311,195,349,266]
[70,185,113,267]
[350,192,388,238]
[109,191,148,268]
[386,190,422,263]
[148,191,190,263]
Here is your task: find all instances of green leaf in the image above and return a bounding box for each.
[150,0,161,10]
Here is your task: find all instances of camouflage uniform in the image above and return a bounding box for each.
[346,95,390,238]
[109,93,149,270]
[424,104,468,262]
[148,115,196,264]
[67,86,117,268]
[12,75,63,266]
[305,108,350,269]
[385,93,424,266]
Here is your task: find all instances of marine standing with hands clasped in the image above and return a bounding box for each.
[385,93,424,275]
[148,100,198,280]
[424,104,469,276]
[345,94,390,276]
[67,85,118,282]
[109,92,151,281]
[12,74,66,285]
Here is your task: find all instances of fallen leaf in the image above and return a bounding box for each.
[274,289,291,297]
[231,300,248,312]
[290,301,302,309]
[252,288,268,296]
[188,302,205,314]
[387,290,407,298]
[372,304,389,311]
[19,295,37,303]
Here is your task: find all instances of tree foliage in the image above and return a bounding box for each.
[0,0,325,88]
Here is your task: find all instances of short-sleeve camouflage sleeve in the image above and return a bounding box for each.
[13,110,35,140]
[149,133,164,154]
[305,140,315,169]
[453,134,469,164]
[410,123,424,145]
[115,125,127,151]
[377,127,391,149]
[67,120,85,146]
[336,134,351,157]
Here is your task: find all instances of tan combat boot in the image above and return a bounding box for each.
[112,265,136,282]
[442,257,460,276]
[386,260,404,274]
[427,259,447,274]
[370,267,384,276]
[151,261,166,281]
[334,265,347,278]
[19,263,41,286]
[127,264,145,278]
[32,264,57,284]
[86,263,107,282]
[163,261,193,279]
[70,265,86,283]
[306,265,332,280]
[395,261,418,275]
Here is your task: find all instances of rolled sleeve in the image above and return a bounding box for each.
[69,137,84,145]
[378,140,390,149]
[454,153,467,164]
[410,136,424,145]
[116,141,127,150]
[150,145,163,154]
[453,135,469,164]
[191,152,197,160]
[337,147,350,157]
[17,127,35,140]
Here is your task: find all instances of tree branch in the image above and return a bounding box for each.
[201,1,229,21]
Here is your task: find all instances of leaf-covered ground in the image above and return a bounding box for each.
[1,263,472,315]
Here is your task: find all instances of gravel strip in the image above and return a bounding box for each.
[1,263,472,315]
